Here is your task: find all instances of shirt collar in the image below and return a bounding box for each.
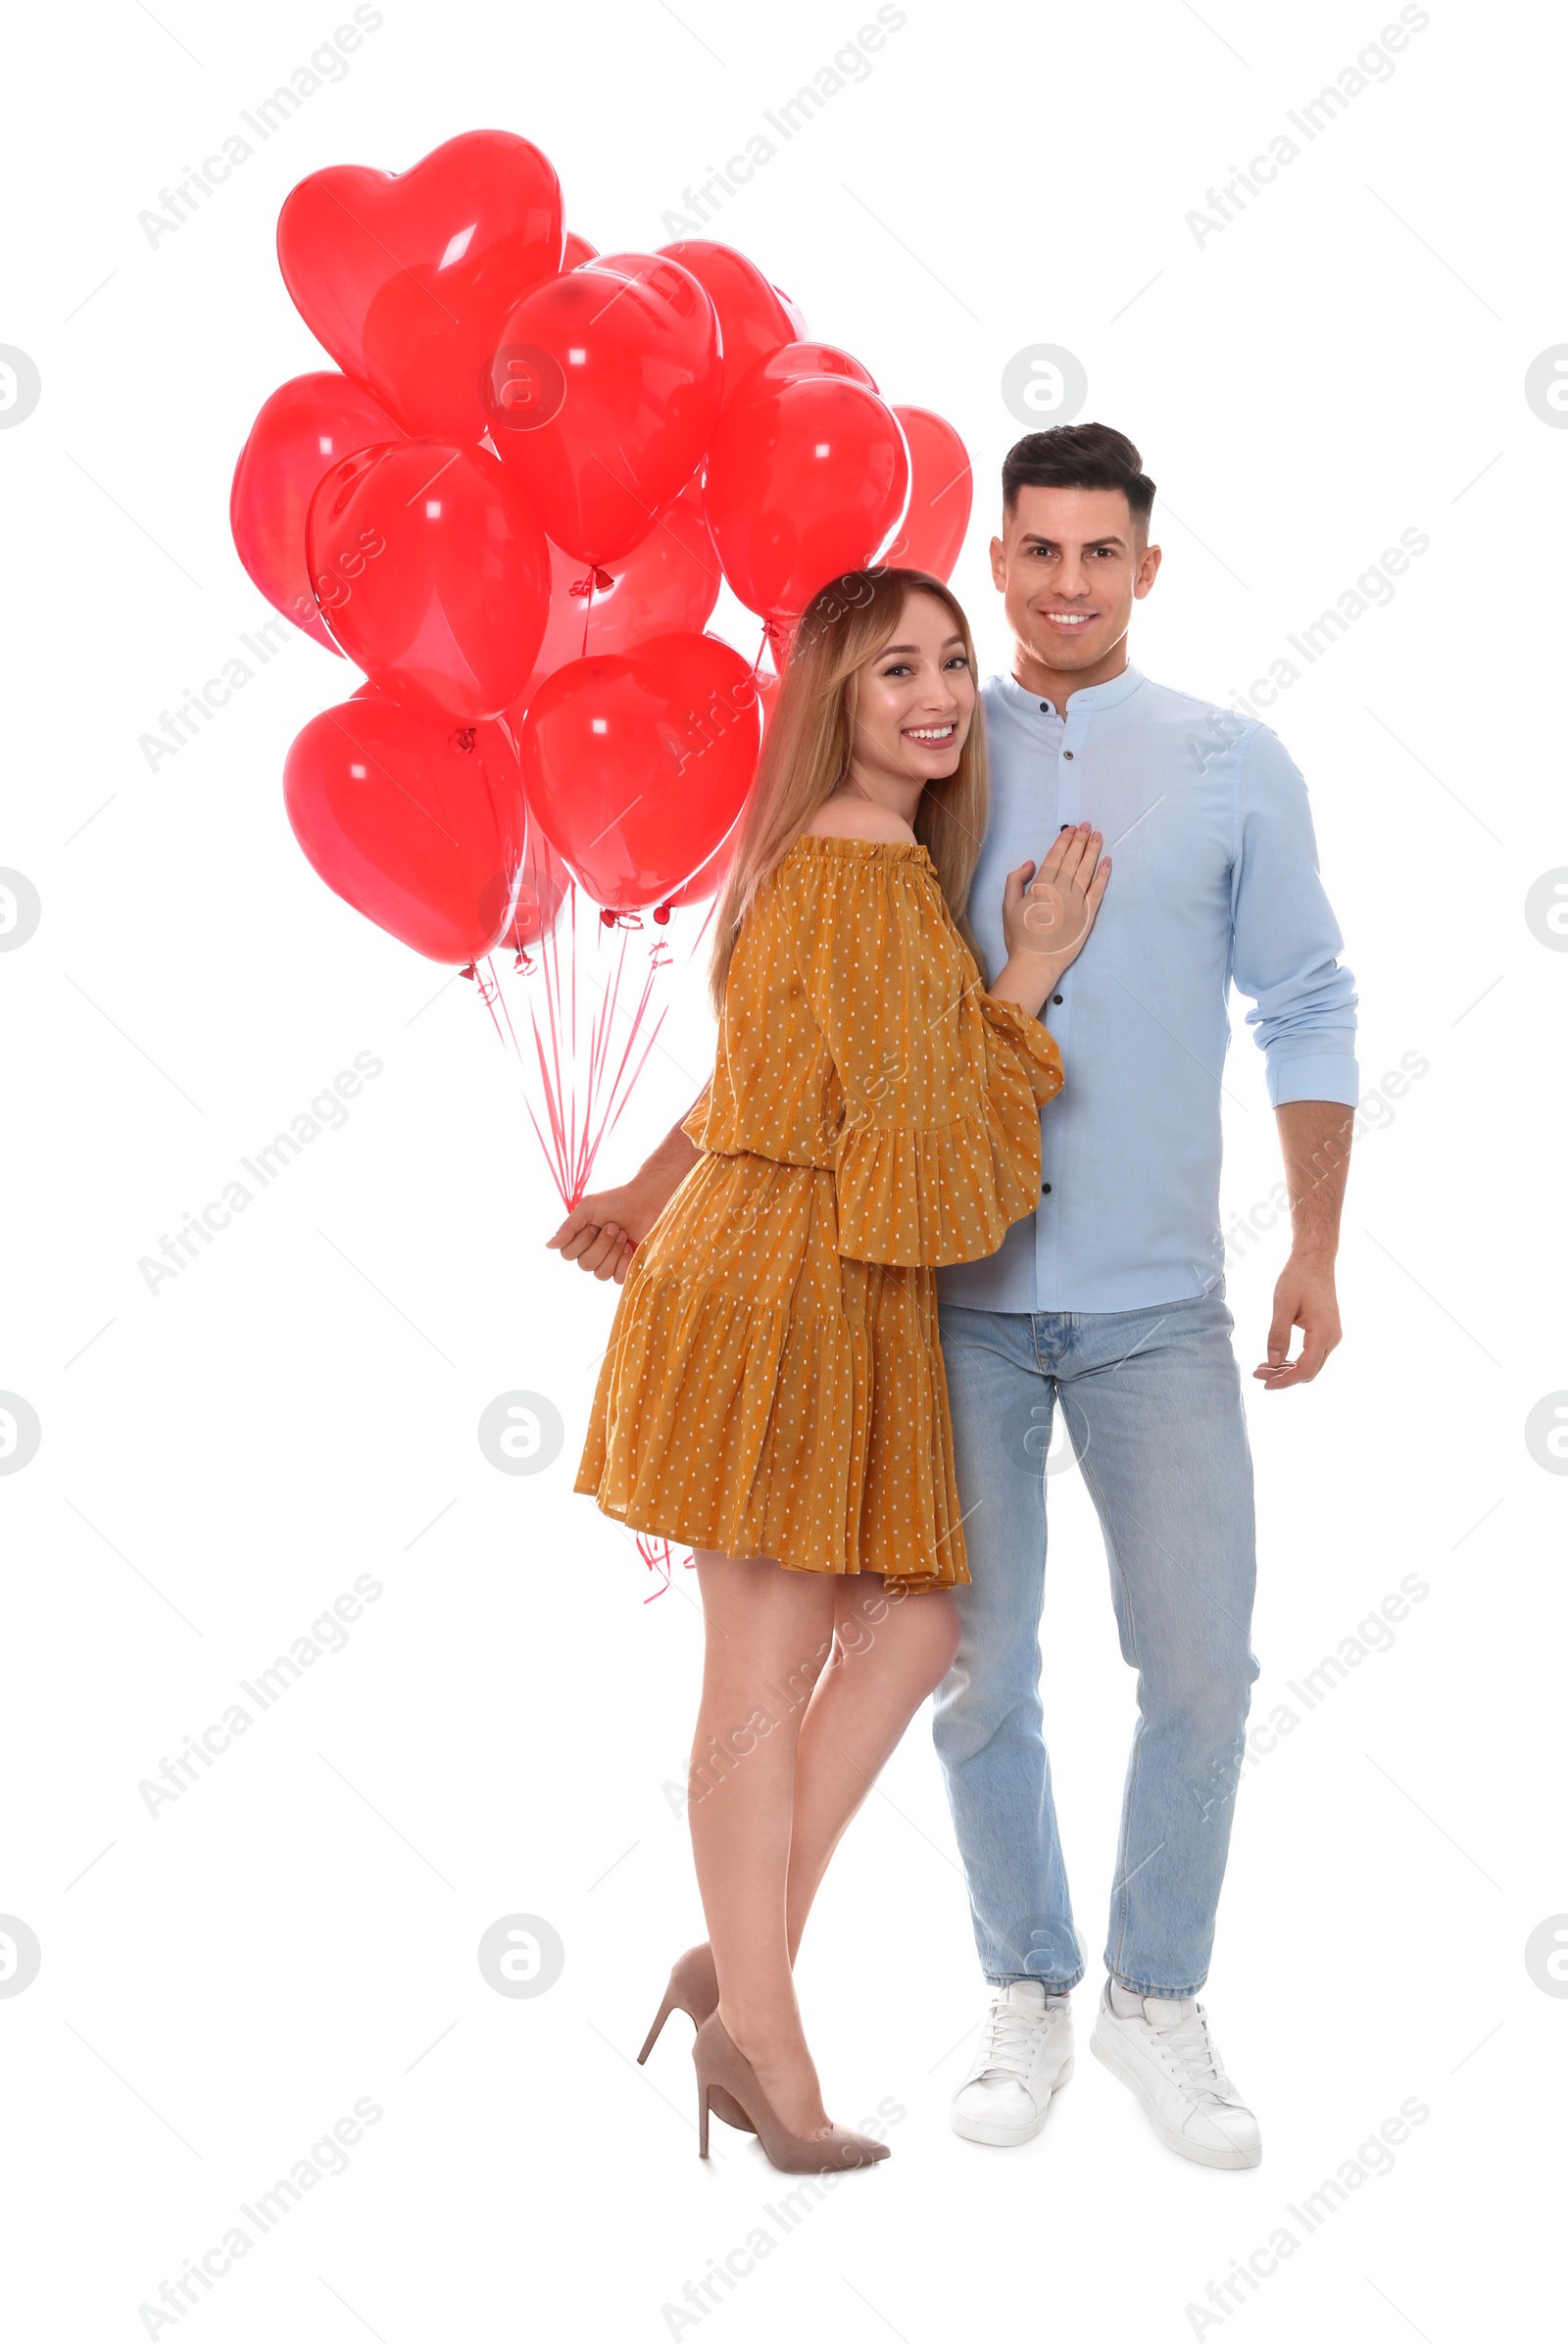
[992,662,1146,719]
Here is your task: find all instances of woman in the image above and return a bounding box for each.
[556,567,1109,2173]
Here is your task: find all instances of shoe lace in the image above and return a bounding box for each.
[975,1995,1059,2078]
[1156,2004,1241,2104]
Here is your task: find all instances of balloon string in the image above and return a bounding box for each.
[570,564,612,657]
[481,867,672,1208]
[469,893,694,1600]
[483,869,577,1207]
[635,1532,697,1599]
[581,919,670,1186]
[469,956,508,1043]
[483,949,524,1058]
[638,1535,674,1599]
[690,890,720,955]
[536,880,578,1199]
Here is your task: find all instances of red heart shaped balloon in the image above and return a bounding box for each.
[229,372,407,652]
[506,474,721,721]
[730,341,877,399]
[277,130,563,443]
[663,810,743,911]
[772,282,808,337]
[283,692,525,963]
[581,470,721,648]
[704,374,909,620]
[484,253,721,566]
[306,439,550,720]
[657,240,801,407]
[518,632,761,909]
[508,540,601,721]
[883,407,973,582]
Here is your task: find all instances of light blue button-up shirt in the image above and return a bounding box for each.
[937,667,1358,1315]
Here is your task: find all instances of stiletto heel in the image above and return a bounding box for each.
[638,1986,679,2067]
[692,2013,891,2175]
[640,1945,756,2133]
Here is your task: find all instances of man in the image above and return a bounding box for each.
[923,424,1355,2169]
[551,424,1356,2170]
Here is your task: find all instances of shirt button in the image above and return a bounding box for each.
[1062,750,1074,759]
[1053,993,1063,1004]
[1041,1182,1053,1194]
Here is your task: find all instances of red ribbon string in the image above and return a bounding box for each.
[471,867,672,1210]
[689,891,721,953]
[636,1535,696,1601]
[571,565,614,657]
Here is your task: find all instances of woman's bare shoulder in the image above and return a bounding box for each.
[800,795,917,845]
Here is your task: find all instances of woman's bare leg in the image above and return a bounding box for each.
[785,1579,960,1960]
[688,1549,838,2135]
[689,1557,961,2130]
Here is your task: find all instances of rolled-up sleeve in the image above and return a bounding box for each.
[1231,723,1358,1107]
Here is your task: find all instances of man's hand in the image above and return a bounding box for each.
[545,1111,704,1285]
[1254,1251,1342,1389]
[1256,1099,1353,1389]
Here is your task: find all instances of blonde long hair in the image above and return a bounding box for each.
[708,568,990,1015]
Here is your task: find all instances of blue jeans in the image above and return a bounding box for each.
[931,1290,1259,1998]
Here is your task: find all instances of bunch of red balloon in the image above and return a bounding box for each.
[231,128,972,1203]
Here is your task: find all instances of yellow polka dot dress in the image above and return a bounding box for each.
[573,836,1064,1591]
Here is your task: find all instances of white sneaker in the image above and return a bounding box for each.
[949,1980,1075,2147]
[1090,1982,1261,2169]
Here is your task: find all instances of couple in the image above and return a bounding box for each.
[551,423,1357,2174]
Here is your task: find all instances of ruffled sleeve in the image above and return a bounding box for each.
[679,1078,713,1147]
[832,992,1062,1267]
[793,838,1064,1269]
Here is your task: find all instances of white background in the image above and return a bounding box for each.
[3,1,1564,2338]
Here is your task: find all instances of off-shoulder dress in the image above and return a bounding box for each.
[573,835,1064,1592]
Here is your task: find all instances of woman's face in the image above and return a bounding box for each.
[850,591,976,787]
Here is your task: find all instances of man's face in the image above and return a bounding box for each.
[991,483,1161,678]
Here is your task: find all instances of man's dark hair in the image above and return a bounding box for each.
[1002,422,1155,529]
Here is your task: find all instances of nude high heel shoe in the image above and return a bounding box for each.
[639,1945,755,2133]
[693,2012,892,2173]
[638,1944,720,2062]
